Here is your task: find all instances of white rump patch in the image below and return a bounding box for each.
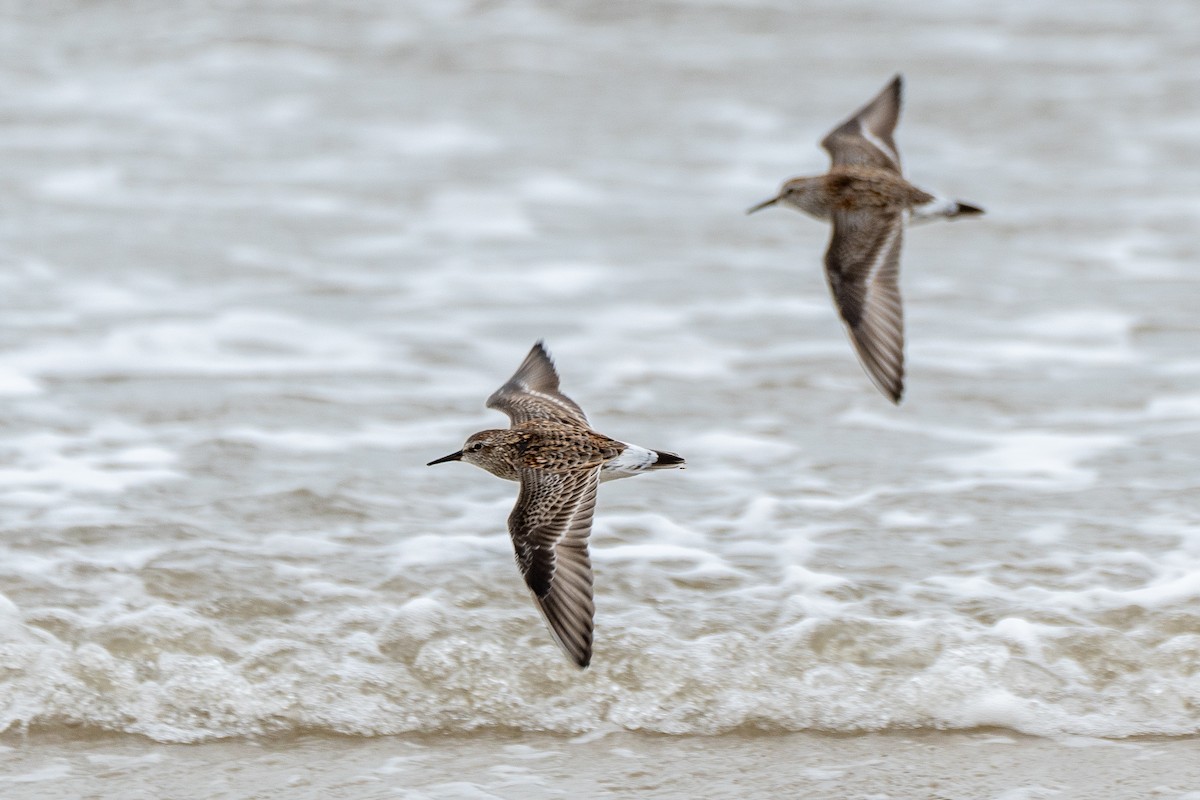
[601,444,658,481]
[910,196,959,224]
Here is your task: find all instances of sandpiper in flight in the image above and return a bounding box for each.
[427,342,685,668]
[748,74,983,404]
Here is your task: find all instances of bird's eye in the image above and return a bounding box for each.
[471,442,484,451]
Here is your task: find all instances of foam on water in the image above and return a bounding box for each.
[2,478,1199,742]
[5,311,390,378]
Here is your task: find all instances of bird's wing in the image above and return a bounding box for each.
[509,467,599,668]
[487,341,589,427]
[824,208,906,403]
[820,74,903,174]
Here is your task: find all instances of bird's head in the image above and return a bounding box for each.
[747,178,811,214]
[427,429,516,478]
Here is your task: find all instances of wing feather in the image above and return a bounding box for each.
[820,74,903,174]
[508,468,598,668]
[487,341,589,428]
[824,209,906,403]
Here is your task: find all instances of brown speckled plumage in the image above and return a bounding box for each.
[748,75,983,404]
[427,342,685,668]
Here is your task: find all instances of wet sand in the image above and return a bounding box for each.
[4,729,1200,799]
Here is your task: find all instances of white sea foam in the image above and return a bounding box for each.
[419,190,536,241]
[34,166,123,200]
[0,763,74,784]
[5,311,388,378]
[368,122,500,156]
[518,174,602,205]
[0,367,40,396]
[932,431,1127,487]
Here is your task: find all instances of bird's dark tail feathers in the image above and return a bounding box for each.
[652,450,686,469]
[952,201,985,216]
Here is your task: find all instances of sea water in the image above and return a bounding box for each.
[1,0,1198,793]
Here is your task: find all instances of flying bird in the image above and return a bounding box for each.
[748,74,983,403]
[427,342,685,668]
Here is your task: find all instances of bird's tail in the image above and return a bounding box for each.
[910,197,985,224]
[649,450,686,469]
[601,445,686,482]
[950,200,984,216]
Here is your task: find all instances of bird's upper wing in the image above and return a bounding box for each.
[509,467,599,668]
[820,74,903,174]
[824,208,906,404]
[487,341,589,428]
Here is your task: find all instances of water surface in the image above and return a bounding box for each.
[1,0,1198,795]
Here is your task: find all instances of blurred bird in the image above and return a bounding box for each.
[749,74,983,404]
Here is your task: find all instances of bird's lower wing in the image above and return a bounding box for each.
[509,468,599,668]
[824,209,906,403]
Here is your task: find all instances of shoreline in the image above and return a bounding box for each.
[4,728,1199,798]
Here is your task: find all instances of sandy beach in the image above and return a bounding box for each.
[5,729,1200,798]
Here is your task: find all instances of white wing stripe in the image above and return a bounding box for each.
[857,120,901,172]
[866,219,901,285]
